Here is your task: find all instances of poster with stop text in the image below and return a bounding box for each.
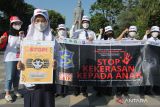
[20,40,54,84]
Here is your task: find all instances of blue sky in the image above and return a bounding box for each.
[25,0,96,28]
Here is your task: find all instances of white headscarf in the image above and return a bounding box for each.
[25,9,53,41]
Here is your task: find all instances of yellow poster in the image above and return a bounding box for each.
[20,40,54,84]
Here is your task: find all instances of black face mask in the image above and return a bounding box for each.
[9,26,20,36]
[103,32,114,40]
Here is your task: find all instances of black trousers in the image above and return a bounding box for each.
[56,84,68,94]
[116,87,129,97]
[24,85,55,107]
[94,87,112,95]
[74,86,87,93]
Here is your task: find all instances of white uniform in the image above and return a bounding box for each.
[4,35,21,62]
[70,25,96,40]
[147,37,159,42]
[121,37,137,40]
[97,34,102,40]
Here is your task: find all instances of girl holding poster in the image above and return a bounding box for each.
[17,9,56,107]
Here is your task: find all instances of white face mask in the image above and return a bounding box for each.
[82,23,89,29]
[12,25,21,30]
[129,32,136,38]
[34,22,48,32]
[151,32,159,38]
[58,30,66,37]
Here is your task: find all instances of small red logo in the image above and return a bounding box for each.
[116,97,124,104]
[59,72,72,81]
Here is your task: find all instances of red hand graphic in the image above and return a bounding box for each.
[122,52,132,65]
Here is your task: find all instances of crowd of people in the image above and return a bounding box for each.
[0,8,160,107]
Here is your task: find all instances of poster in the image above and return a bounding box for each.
[20,40,54,84]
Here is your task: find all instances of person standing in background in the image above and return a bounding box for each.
[0,16,23,102]
[55,24,69,97]
[70,15,96,97]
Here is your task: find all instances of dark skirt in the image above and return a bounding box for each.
[24,85,55,107]
[56,84,68,94]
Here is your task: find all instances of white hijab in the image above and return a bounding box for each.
[25,9,53,41]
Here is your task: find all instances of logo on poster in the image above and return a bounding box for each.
[26,59,49,70]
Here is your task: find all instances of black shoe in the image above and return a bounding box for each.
[104,92,112,96]
[82,92,88,97]
[74,91,80,96]
[55,94,60,97]
[116,92,122,97]
[96,92,102,97]
[61,94,67,98]
[145,91,153,95]
[123,92,129,98]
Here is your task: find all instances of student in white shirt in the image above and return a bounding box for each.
[94,26,115,96]
[140,26,160,96]
[97,26,115,40]
[147,26,160,42]
[116,26,138,103]
[117,26,138,40]
[70,15,96,42]
[56,24,68,41]
[0,16,23,101]
[70,15,96,97]
[55,24,69,97]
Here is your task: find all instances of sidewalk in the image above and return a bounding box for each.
[0,93,160,107]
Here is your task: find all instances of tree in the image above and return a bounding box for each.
[0,0,65,34]
[0,0,25,16]
[0,0,34,32]
[117,0,160,38]
[48,10,65,31]
[89,0,125,35]
[117,0,139,33]
[90,0,160,38]
[90,13,109,33]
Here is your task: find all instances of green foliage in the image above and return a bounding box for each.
[90,13,109,33]
[90,0,125,34]
[48,10,65,31]
[90,0,160,39]
[0,0,65,34]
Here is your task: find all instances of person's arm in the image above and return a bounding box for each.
[87,31,96,41]
[69,20,78,38]
[17,61,25,71]
[116,28,129,40]
[97,34,102,40]
[69,25,75,38]
[142,30,150,40]
[0,32,8,49]
[97,28,103,40]
[93,32,97,40]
